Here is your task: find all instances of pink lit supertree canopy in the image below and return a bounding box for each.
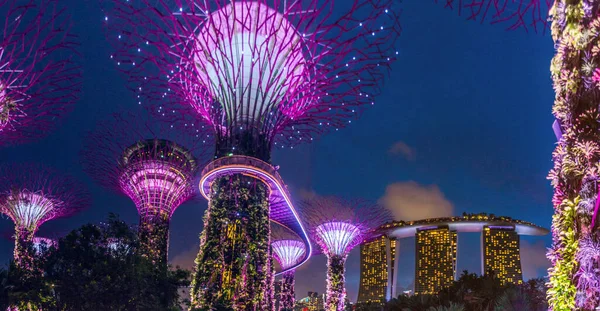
[302,197,391,311]
[0,0,80,147]
[81,111,211,266]
[0,163,89,270]
[271,224,307,311]
[103,0,400,308]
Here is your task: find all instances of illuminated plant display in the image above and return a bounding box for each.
[0,163,88,269]
[545,1,600,309]
[0,0,80,147]
[81,112,210,265]
[104,0,400,308]
[302,197,390,311]
[272,239,306,311]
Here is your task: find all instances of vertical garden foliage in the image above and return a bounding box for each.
[280,270,296,311]
[191,175,270,310]
[548,1,600,309]
[326,255,347,311]
[138,211,170,267]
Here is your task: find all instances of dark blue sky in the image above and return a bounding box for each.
[0,0,554,303]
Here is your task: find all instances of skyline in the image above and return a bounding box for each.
[0,0,554,303]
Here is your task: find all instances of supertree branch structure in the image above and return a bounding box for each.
[0,0,80,146]
[104,1,400,309]
[81,111,210,266]
[302,197,391,311]
[546,2,600,310]
[272,239,306,311]
[0,163,88,270]
[433,0,552,33]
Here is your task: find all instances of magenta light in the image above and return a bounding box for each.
[0,0,80,146]
[272,240,306,270]
[104,0,401,149]
[82,111,210,221]
[32,237,56,253]
[315,222,362,256]
[0,163,89,233]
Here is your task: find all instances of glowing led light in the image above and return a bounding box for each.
[272,240,306,269]
[315,222,361,256]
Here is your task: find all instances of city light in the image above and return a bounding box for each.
[315,222,362,256]
[272,240,306,270]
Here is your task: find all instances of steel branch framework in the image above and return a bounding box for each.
[433,0,552,33]
[302,197,391,311]
[0,163,89,268]
[104,0,401,156]
[82,111,211,264]
[0,0,80,146]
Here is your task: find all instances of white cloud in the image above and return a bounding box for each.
[388,141,416,161]
[520,240,549,280]
[379,181,454,221]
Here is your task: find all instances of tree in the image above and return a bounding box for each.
[43,215,190,310]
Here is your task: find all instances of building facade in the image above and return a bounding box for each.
[357,236,399,303]
[482,225,523,285]
[414,226,457,295]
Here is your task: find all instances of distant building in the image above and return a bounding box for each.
[296,292,324,311]
[482,225,523,285]
[415,226,457,295]
[356,213,548,301]
[357,235,398,304]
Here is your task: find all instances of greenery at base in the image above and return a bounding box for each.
[191,175,270,310]
[355,271,547,311]
[1,214,189,311]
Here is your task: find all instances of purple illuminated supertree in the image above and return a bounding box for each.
[104,0,400,308]
[81,111,210,266]
[302,197,391,311]
[272,239,306,311]
[0,0,80,146]
[0,163,89,270]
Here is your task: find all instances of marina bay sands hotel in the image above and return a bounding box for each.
[357,213,549,303]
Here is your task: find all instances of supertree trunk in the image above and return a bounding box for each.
[279,270,296,311]
[191,175,270,310]
[261,248,275,311]
[547,1,600,310]
[138,212,170,267]
[13,228,35,270]
[325,254,347,311]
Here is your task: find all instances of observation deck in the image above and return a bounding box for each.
[199,155,311,274]
[378,214,549,239]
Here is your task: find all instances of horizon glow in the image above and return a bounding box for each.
[315,222,362,256]
[272,239,306,269]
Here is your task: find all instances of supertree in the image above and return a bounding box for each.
[81,111,211,266]
[0,163,89,270]
[302,197,391,311]
[103,0,400,308]
[271,239,306,311]
[0,0,80,147]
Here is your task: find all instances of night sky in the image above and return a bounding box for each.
[0,0,554,303]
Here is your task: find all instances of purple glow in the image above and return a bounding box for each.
[82,112,208,221]
[0,0,80,146]
[4,191,61,231]
[272,240,306,269]
[194,2,306,122]
[32,237,56,253]
[105,0,401,148]
[119,160,194,219]
[315,222,362,256]
[0,163,89,234]
[199,155,312,273]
